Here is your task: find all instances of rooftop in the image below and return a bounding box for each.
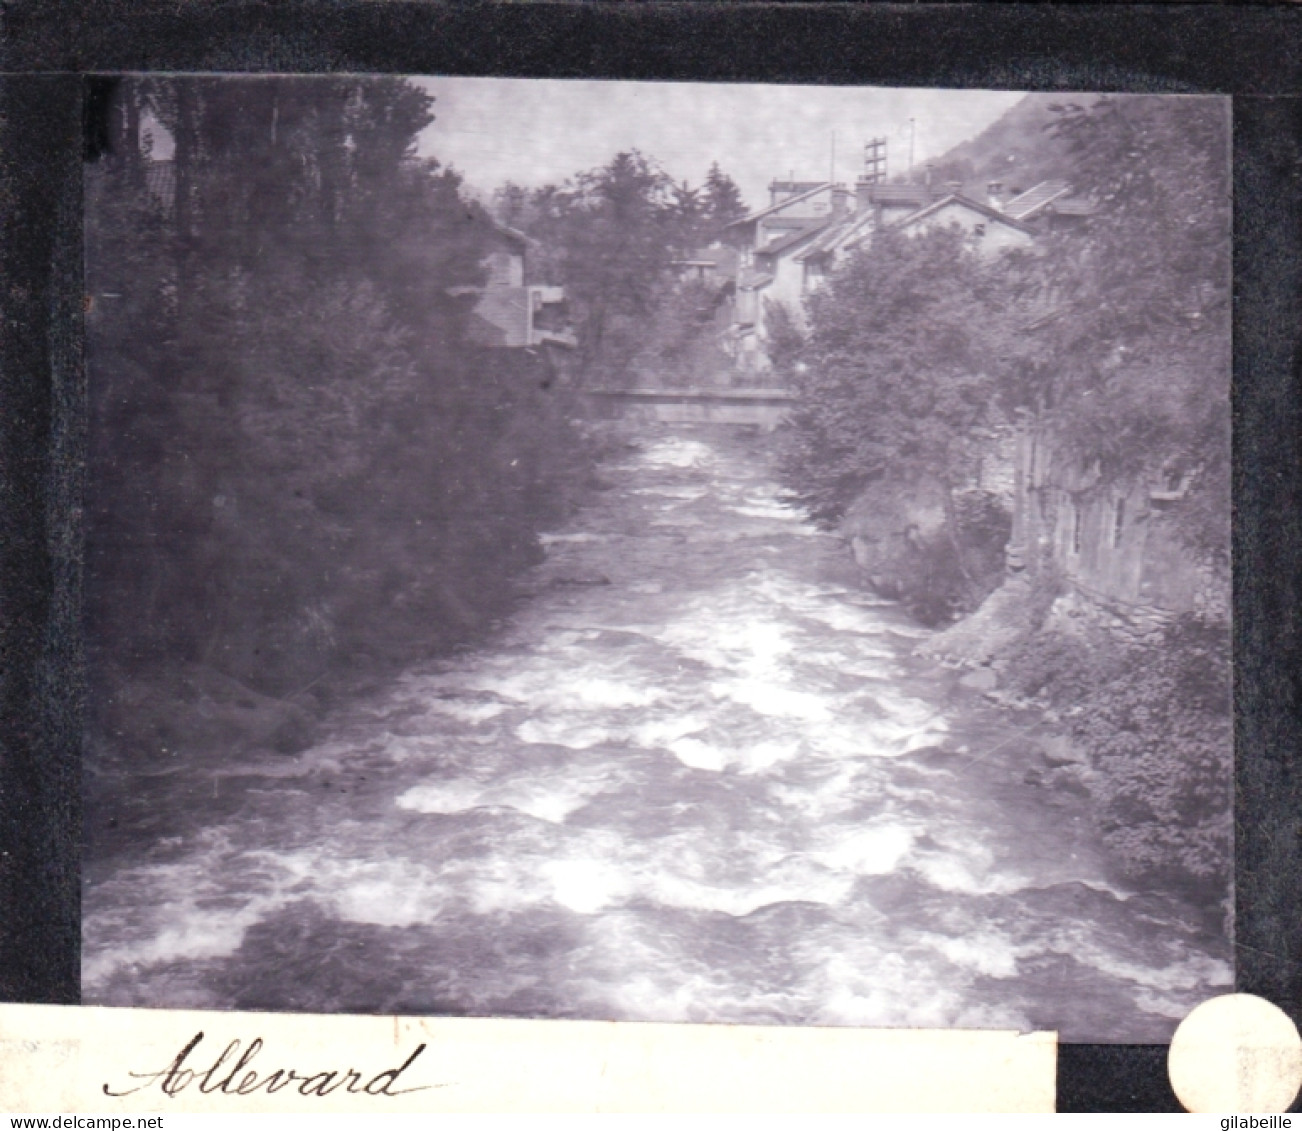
[1047,197,1098,217]
[737,267,775,291]
[859,182,939,206]
[894,193,1036,234]
[758,219,833,258]
[769,180,826,194]
[725,181,833,229]
[1003,179,1097,220]
[796,209,877,261]
[488,221,532,250]
[1002,180,1071,221]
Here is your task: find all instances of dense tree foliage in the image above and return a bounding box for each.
[86,77,594,758]
[778,226,1024,527]
[774,226,1026,618]
[1002,611,1232,893]
[1032,95,1231,566]
[493,153,747,385]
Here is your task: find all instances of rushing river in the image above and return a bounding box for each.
[83,425,1231,1042]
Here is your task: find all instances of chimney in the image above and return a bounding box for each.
[924,163,934,188]
[987,181,1007,211]
[945,180,963,196]
[831,185,852,218]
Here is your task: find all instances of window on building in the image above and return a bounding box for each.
[1113,498,1126,548]
[974,223,986,237]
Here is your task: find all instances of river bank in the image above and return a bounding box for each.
[83,423,1231,1041]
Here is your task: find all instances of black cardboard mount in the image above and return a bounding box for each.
[2,3,1300,1113]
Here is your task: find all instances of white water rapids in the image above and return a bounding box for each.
[82,426,1231,1041]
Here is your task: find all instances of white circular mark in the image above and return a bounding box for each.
[1169,994,1302,1113]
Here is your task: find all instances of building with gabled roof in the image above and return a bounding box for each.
[1002,179,1072,220]
[723,180,841,232]
[452,220,575,351]
[793,184,1035,304]
[893,191,1037,249]
[719,161,1090,374]
[1002,179,1096,230]
[722,180,852,372]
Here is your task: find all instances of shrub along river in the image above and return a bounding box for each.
[83,425,1231,1042]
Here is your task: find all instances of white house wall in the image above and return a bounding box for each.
[763,253,811,333]
[905,202,1033,253]
[485,248,525,287]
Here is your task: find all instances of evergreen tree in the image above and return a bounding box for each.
[702,161,747,235]
[671,179,706,248]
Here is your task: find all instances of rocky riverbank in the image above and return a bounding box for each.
[881,552,1232,910]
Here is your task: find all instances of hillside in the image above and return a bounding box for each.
[927,92,1094,197]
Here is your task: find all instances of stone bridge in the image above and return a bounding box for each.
[581,387,796,430]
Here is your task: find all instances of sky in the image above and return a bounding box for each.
[415,78,1026,209]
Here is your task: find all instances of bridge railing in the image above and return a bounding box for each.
[578,387,797,429]
[582,387,796,403]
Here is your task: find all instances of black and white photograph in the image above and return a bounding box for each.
[81,75,1233,1044]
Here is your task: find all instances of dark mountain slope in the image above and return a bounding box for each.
[927,93,1089,197]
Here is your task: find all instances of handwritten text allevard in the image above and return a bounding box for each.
[103,1032,435,1099]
